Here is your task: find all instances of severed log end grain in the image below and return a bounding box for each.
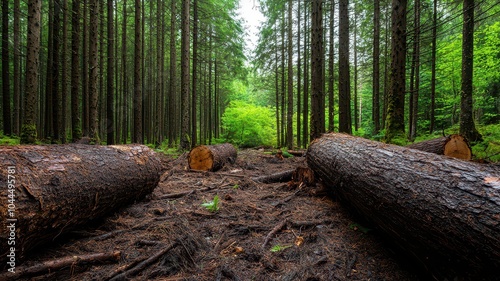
[188,143,237,171]
[0,144,164,262]
[407,134,472,160]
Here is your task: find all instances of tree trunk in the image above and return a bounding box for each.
[21,0,42,144]
[2,0,12,136]
[372,0,380,135]
[106,0,114,145]
[459,0,482,142]
[407,134,472,160]
[286,0,293,150]
[307,133,500,279]
[133,0,143,144]
[188,143,237,172]
[13,0,21,136]
[338,0,351,134]
[385,0,407,142]
[179,0,190,150]
[70,0,81,142]
[429,0,437,134]
[310,0,325,140]
[327,0,335,132]
[0,144,164,261]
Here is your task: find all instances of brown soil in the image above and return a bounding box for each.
[15,149,421,281]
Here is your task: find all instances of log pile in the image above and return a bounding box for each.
[307,133,500,279]
[407,134,472,160]
[188,143,237,171]
[0,144,164,261]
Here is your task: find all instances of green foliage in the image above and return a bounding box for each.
[471,124,500,162]
[201,195,220,213]
[270,244,292,252]
[0,134,20,145]
[221,101,276,147]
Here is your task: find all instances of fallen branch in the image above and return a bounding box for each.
[0,251,120,280]
[261,219,288,249]
[252,169,294,184]
[108,242,178,281]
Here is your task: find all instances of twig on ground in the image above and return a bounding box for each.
[261,219,288,249]
[108,242,178,281]
[0,251,120,281]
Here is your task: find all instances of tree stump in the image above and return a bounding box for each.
[188,143,237,172]
[0,144,164,262]
[407,134,472,160]
[307,133,500,279]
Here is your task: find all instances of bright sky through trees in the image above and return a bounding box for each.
[237,0,265,57]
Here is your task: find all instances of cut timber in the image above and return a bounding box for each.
[407,134,472,160]
[188,143,237,171]
[252,169,294,184]
[0,144,163,261]
[307,133,500,279]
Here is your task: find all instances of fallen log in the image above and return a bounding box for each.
[306,133,500,279]
[407,134,472,160]
[0,144,164,262]
[251,169,294,184]
[0,251,120,281]
[188,143,237,171]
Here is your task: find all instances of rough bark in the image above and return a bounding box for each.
[0,144,164,261]
[338,0,351,134]
[252,170,294,184]
[407,134,472,160]
[188,143,237,172]
[179,0,190,150]
[310,0,325,140]
[307,133,500,279]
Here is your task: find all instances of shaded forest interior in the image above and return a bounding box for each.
[1,0,499,156]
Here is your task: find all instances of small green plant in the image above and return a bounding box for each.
[270,244,292,252]
[201,195,220,212]
[232,184,239,189]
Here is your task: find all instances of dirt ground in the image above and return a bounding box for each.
[14,149,423,281]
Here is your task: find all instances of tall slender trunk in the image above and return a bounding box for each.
[459,0,482,142]
[13,0,21,135]
[429,0,437,134]
[52,0,62,142]
[71,0,81,141]
[372,0,380,135]
[338,0,351,134]
[310,0,325,140]
[191,0,198,148]
[328,0,335,132]
[302,3,309,147]
[2,0,12,135]
[286,0,294,149]
[297,0,302,147]
[353,4,358,131]
[133,0,143,143]
[121,0,128,143]
[168,0,177,146]
[107,0,114,144]
[82,0,89,136]
[22,0,42,144]
[88,0,99,141]
[61,0,68,143]
[179,0,190,150]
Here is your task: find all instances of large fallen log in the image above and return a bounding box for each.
[306,133,500,279]
[0,144,164,263]
[188,143,237,171]
[407,134,472,160]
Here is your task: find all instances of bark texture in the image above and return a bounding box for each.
[0,144,164,261]
[307,133,500,279]
[188,143,237,172]
[407,134,471,160]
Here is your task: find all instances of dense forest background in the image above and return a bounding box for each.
[1,0,499,159]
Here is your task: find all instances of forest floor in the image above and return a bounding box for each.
[17,149,422,281]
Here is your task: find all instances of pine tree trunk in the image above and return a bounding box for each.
[372,0,380,135]
[307,133,500,279]
[21,0,42,144]
[107,0,115,145]
[179,0,190,150]
[286,0,293,150]
[2,0,12,136]
[188,143,237,172]
[310,0,325,140]
[407,134,472,160]
[459,0,482,142]
[70,0,81,142]
[0,144,164,261]
[385,0,407,141]
[338,0,351,134]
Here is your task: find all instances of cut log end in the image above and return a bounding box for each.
[444,135,471,160]
[188,145,214,171]
[188,143,237,172]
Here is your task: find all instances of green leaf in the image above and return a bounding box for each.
[201,195,220,212]
[270,244,292,252]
